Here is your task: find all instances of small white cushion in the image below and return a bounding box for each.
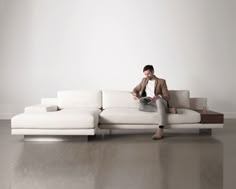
[168,90,190,108]
[102,90,139,109]
[99,108,200,124]
[57,90,102,109]
[11,108,101,129]
[24,104,58,113]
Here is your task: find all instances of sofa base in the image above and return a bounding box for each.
[23,135,90,142]
[99,123,224,129]
[199,128,212,135]
[11,123,222,137]
[11,128,96,136]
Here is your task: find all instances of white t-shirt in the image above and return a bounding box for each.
[145,79,155,98]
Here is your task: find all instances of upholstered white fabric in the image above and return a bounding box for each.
[24,104,58,113]
[190,97,207,110]
[11,108,101,129]
[168,90,190,108]
[102,90,139,109]
[168,108,200,124]
[57,90,102,109]
[99,108,200,125]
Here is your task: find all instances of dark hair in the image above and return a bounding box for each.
[143,65,154,72]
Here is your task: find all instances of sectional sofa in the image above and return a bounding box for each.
[11,90,224,137]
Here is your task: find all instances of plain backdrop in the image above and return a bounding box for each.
[0,0,235,118]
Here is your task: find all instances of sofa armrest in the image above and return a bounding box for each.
[190,97,207,110]
[24,104,58,113]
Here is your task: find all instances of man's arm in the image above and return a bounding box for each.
[160,79,170,102]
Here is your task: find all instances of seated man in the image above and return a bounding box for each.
[132,65,171,140]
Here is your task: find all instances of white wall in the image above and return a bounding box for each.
[0,0,235,118]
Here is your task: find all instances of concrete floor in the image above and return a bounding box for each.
[0,119,235,189]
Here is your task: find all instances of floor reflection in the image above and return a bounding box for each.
[10,134,223,189]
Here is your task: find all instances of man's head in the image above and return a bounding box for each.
[143,65,155,80]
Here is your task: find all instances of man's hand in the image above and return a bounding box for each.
[151,95,160,102]
[132,93,138,100]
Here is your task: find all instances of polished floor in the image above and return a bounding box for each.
[0,119,236,189]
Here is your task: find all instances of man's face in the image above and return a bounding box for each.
[143,70,154,80]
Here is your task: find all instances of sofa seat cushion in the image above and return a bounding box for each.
[99,108,200,125]
[11,108,101,129]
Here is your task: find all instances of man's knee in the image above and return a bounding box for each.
[156,98,162,103]
[156,98,165,106]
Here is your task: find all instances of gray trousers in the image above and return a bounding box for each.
[139,98,168,127]
[155,98,168,126]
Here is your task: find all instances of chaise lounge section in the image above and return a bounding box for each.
[11,90,102,135]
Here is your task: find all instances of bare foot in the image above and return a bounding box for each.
[152,128,164,140]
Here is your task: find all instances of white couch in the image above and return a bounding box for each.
[11,90,224,136]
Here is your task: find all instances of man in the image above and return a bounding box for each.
[132,65,170,140]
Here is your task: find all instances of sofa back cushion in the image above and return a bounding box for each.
[57,90,102,109]
[168,90,190,108]
[190,97,207,110]
[102,90,139,109]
